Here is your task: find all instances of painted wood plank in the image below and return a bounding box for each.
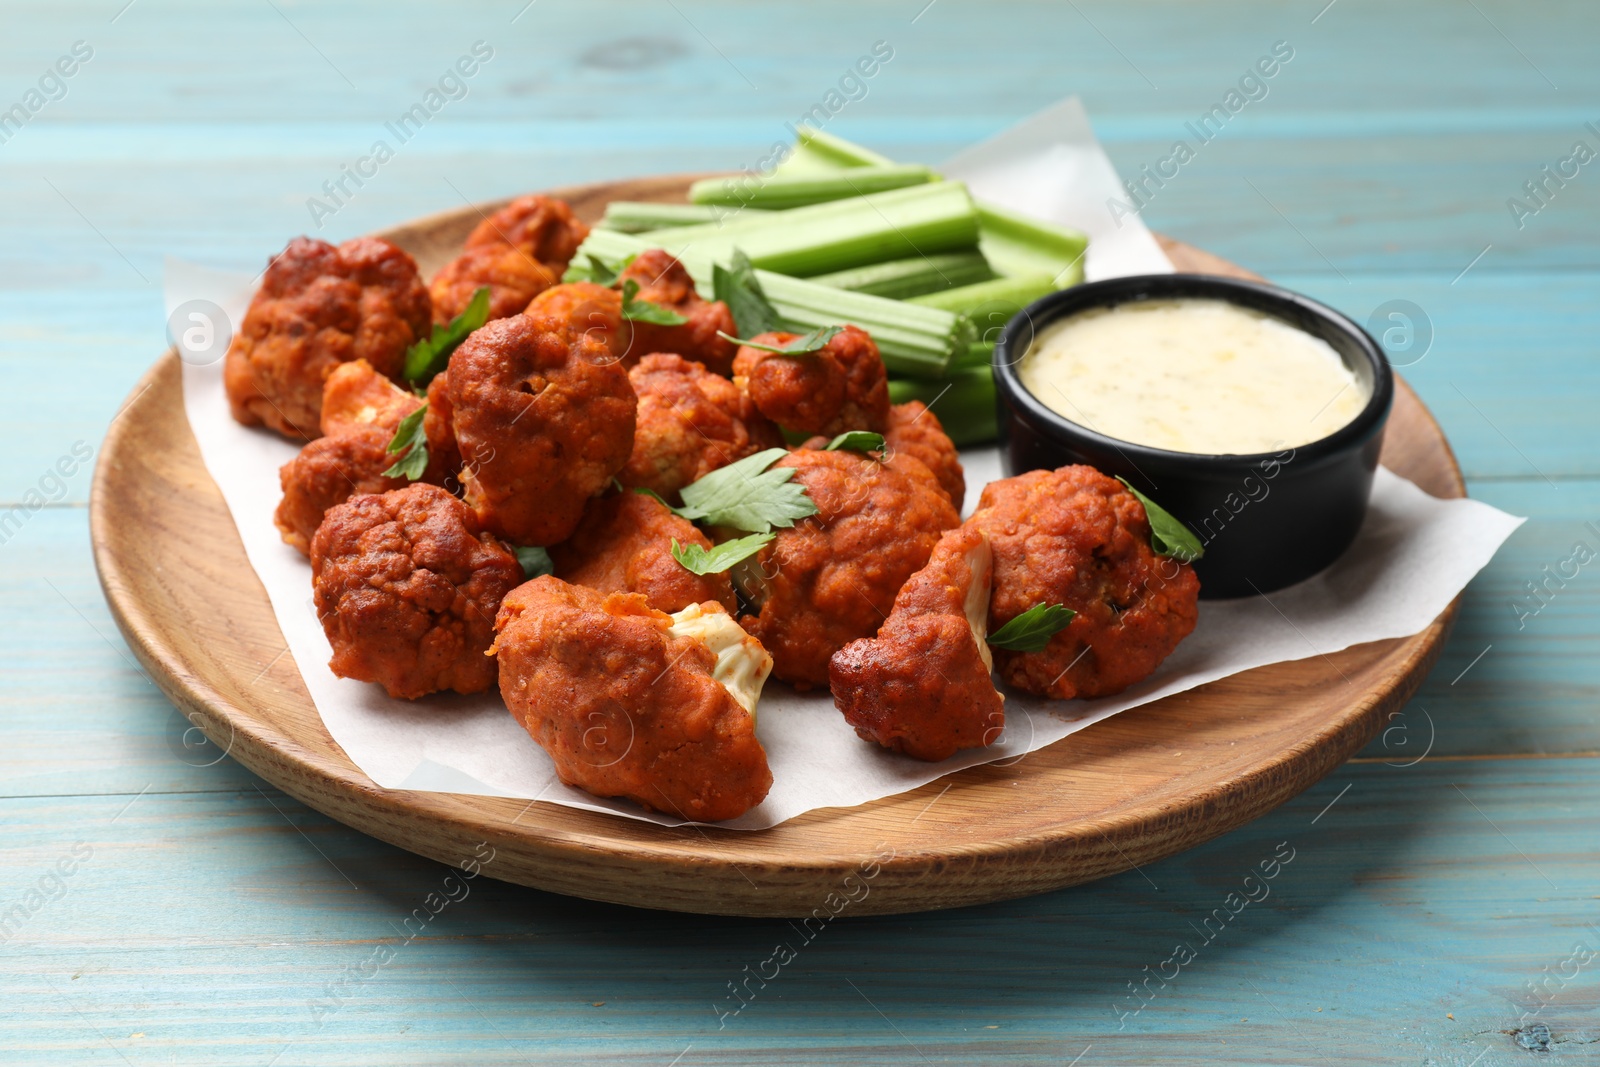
[1,758,1595,1063]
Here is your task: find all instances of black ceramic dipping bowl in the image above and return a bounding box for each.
[992,274,1393,599]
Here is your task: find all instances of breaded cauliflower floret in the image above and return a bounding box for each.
[274,360,456,555]
[970,465,1201,700]
[737,448,959,689]
[550,490,737,614]
[617,353,782,501]
[616,249,738,374]
[492,577,773,822]
[525,282,628,363]
[225,235,431,438]
[830,525,1003,761]
[311,483,524,699]
[430,243,558,324]
[429,194,589,324]
[884,400,965,511]
[731,324,890,437]
[448,315,636,546]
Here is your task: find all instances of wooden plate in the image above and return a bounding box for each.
[91,175,1461,917]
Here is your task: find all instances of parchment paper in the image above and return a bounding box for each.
[165,101,1522,829]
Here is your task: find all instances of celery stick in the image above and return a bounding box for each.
[808,251,995,299]
[972,203,1088,287]
[615,182,980,279]
[772,129,1090,288]
[689,165,937,210]
[597,201,768,233]
[574,228,972,378]
[908,273,1056,314]
[888,368,998,446]
[775,126,895,177]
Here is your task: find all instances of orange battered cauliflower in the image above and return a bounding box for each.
[830,525,1003,761]
[447,314,636,546]
[274,360,456,555]
[225,236,431,438]
[616,249,738,374]
[737,447,959,689]
[969,466,1200,700]
[617,353,782,501]
[311,483,524,699]
[429,194,589,324]
[731,324,890,437]
[884,400,965,511]
[493,576,773,822]
[549,490,737,614]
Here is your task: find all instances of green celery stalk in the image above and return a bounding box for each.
[807,251,995,299]
[597,201,768,233]
[972,203,1087,287]
[689,164,937,210]
[888,367,998,446]
[911,273,1056,353]
[908,273,1057,314]
[775,126,895,176]
[574,228,972,378]
[624,181,980,278]
[773,129,1089,289]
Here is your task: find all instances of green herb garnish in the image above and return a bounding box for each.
[674,448,818,533]
[381,404,429,480]
[514,545,554,580]
[987,603,1076,653]
[823,431,886,455]
[562,251,635,286]
[403,287,490,385]
[671,532,774,576]
[620,279,689,326]
[712,249,781,336]
[717,324,843,356]
[1117,477,1205,562]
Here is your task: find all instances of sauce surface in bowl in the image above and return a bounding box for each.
[1018,298,1367,455]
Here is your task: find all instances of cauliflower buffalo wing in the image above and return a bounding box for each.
[550,489,737,614]
[493,577,773,821]
[830,525,1003,761]
[618,353,781,501]
[970,466,1200,700]
[737,447,959,689]
[274,360,457,555]
[731,324,890,437]
[448,314,636,546]
[883,400,965,511]
[429,194,589,323]
[225,236,431,438]
[311,483,524,699]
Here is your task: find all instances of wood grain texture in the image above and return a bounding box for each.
[90,175,1463,917]
[5,0,1596,1060]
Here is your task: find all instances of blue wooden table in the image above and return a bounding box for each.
[4,1,1597,1062]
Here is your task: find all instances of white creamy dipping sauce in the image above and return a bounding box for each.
[1019,298,1367,455]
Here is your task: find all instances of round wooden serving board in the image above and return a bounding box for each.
[91,175,1462,917]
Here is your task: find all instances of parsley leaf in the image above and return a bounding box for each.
[561,252,635,286]
[514,545,554,580]
[382,404,430,480]
[1117,477,1205,562]
[676,447,818,533]
[987,603,1076,653]
[620,279,689,325]
[712,249,781,336]
[717,325,843,356]
[824,431,886,455]
[403,287,490,385]
[671,532,774,575]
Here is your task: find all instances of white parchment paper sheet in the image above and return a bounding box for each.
[165,101,1521,829]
